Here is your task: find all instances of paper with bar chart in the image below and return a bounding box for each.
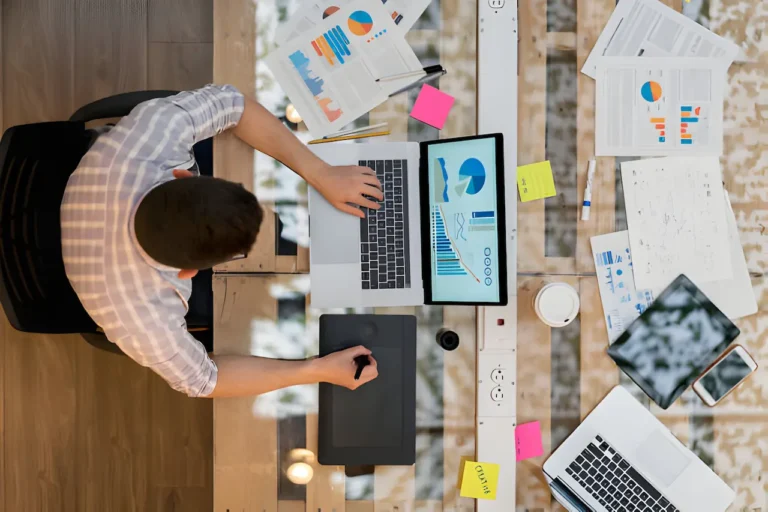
[595,57,725,156]
[427,137,500,303]
[265,0,422,137]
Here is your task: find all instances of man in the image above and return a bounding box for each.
[62,84,379,397]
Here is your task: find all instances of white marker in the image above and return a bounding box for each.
[581,159,596,221]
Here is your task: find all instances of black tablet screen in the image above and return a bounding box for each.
[607,274,740,409]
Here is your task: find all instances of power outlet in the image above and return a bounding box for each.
[491,386,504,402]
[489,0,505,8]
[490,368,506,384]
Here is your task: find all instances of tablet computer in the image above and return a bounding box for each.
[419,134,508,306]
[607,274,740,409]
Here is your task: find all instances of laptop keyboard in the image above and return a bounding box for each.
[565,435,679,512]
[358,159,411,290]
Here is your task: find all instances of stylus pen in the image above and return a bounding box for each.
[321,122,388,140]
[308,130,390,145]
[388,70,447,98]
[376,64,444,82]
[581,159,597,221]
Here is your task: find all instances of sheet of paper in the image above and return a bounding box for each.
[517,161,556,202]
[515,421,544,461]
[621,156,732,293]
[595,57,726,156]
[668,190,757,320]
[459,461,500,500]
[409,84,455,129]
[582,0,739,79]
[275,0,432,45]
[591,231,655,343]
[265,0,422,138]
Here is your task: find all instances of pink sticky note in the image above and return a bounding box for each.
[409,84,455,130]
[515,421,544,461]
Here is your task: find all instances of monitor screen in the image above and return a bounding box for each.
[607,274,740,409]
[425,136,502,304]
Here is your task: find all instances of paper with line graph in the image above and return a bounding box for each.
[265,0,421,137]
[595,57,725,156]
[591,231,655,343]
[621,156,731,293]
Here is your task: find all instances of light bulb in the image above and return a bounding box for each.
[286,462,314,485]
[285,104,303,124]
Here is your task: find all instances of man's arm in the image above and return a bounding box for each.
[207,346,378,398]
[231,96,383,218]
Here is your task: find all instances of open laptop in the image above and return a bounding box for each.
[309,134,507,308]
[544,386,734,512]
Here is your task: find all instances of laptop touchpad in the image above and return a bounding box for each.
[634,430,691,486]
[310,190,360,265]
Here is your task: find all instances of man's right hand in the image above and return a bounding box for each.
[311,345,379,390]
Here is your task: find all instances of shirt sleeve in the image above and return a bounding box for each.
[167,84,246,144]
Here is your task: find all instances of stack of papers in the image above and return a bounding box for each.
[266,0,427,138]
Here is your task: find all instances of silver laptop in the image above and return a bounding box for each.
[544,386,734,512]
[308,135,508,309]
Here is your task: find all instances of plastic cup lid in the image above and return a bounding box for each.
[537,283,580,325]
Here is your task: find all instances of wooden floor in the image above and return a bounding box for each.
[0,1,214,510]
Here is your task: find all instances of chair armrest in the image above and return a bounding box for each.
[69,90,179,122]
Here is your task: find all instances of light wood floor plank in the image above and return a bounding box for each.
[148,42,213,91]
[149,0,213,43]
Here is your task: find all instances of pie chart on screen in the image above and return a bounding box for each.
[322,6,340,18]
[458,158,485,195]
[347,10,373,36]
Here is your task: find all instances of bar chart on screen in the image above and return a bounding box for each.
[433,206,468,276]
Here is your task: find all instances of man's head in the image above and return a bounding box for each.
[134,170,262,277]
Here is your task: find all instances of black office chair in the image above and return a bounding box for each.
[0,91,213,354]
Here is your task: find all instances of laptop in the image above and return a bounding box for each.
[308,134,508,308]
[544,386,735,512]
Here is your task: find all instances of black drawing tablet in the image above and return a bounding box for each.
[318,314,416,466]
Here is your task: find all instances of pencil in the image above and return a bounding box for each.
[308,130,390,145]
[322,122,388,139]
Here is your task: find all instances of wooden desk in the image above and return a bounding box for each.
[212,0,768,510]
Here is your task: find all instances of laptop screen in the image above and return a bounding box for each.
[425,136,502,304]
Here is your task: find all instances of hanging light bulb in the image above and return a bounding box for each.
[286,462,314,485]
[285,104,303,124]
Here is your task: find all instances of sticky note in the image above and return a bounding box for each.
[409,84,455,130]
[515,421,544,461]
[459,461,500,500]
[456,455,473,489]
[517,161,557,202]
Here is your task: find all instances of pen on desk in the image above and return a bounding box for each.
[322,122,388,140]
[376,65,444,82]
[388,69,447,98]
[308,130,390,145]
[581,159,597,221]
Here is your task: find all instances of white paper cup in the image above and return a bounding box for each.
[534,282,580,328]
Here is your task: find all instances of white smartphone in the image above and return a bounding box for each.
[693,345,758,406]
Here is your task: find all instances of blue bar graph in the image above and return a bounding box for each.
[433,207,467,276]
[472,211,494,218]
[681,140,693,145]
[680,106,693,112]
[469,218,495,225]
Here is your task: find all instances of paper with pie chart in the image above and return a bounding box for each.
[427,137,501,304]
[274,0,432,45]
[595,57,725,156]
[265,0,422,137]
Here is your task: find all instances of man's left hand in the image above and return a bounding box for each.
[309,164,383,219]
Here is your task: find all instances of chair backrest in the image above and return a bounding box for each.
[0,122,98,333]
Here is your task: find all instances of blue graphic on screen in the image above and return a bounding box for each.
[427,138,499,303]
[289,50,324,96]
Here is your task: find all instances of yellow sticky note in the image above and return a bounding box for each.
[459,461,500,500]
[517,160,556,202]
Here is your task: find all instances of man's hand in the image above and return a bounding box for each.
[311,345,379,390]
[308,164,384,219]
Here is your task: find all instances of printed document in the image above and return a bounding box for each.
[265,0,422,137]
[582,0,739,79]
[621,156,731,292]
[591,231,655,343]
[275,0,431,45]
[596,57,725,156]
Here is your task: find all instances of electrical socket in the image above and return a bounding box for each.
[490,368,506,384]
[491,386,504,402]
[489,0,505,8]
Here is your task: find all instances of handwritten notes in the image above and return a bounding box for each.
[591,231,655,343]
[515,421,544,461]
[458,461,500,500]
[621,156,731,292]
[517,161,557,202]
[409,84,455,130]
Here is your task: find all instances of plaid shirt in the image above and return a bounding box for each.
[61,85,245,396]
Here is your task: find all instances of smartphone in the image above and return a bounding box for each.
[693,345,757,406]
